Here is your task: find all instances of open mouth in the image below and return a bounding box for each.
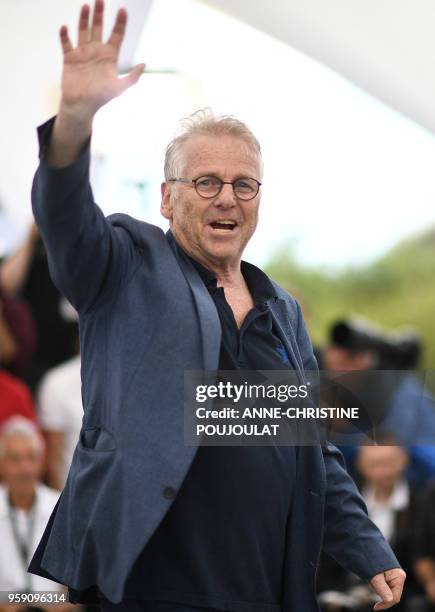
[209,220,237,231]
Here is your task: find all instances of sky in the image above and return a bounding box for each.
[91,0,435,270]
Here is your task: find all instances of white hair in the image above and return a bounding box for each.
[164,107,263,181]
[0,416,45,458]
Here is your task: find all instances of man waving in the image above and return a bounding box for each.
[28,3,405,611]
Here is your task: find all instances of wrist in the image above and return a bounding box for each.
[56,103,93,140]
[46,105,93,168]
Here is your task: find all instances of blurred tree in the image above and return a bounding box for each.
[265,227,435,371]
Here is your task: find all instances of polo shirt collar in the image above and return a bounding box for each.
[170,233,277,305]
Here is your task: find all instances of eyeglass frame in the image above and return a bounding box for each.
[167,175,262,200]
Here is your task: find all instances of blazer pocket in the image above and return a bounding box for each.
[78,426,117,452]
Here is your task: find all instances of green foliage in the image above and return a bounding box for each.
[264,230,435,370]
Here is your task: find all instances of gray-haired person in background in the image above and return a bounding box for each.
[0,416,78,611]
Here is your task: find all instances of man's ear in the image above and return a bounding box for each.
[160,182,173,220]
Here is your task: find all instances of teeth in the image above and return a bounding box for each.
[215,221,235,225]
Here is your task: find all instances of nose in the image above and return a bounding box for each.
[213,182,237,207]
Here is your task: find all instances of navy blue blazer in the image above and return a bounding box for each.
[28,118,401,611]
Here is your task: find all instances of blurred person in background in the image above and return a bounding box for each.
[0,223,78,391]
[0,416,78,612]
[0,368,37,430]
[317,443,425,612]
[322,318,435,485]
[0,287,36,381]
[37,347,82,491]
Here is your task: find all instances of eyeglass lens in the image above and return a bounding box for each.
[195,176,259,199]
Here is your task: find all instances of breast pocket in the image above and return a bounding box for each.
[78,426,117,452]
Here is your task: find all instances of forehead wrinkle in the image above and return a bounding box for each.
[181,136,260,180]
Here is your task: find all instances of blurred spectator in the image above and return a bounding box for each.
[0,416,62,596]
[317,443,424,611]
[413,482,435,609]
[0,297,20,374]
[0,223,78,390]
[37,354,82,490]
[0,287,36,379]
[0,370,37,429]
[322,318,435,485]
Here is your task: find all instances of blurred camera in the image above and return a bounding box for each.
[330,319,421,369]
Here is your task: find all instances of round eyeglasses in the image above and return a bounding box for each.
[168,175,261,201]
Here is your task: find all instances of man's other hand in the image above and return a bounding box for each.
[370,568,406,610]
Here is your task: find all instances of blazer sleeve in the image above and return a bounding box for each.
[294,299,403,581]
[31,116,140,315]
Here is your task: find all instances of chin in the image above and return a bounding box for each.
[206,245,239,262]
[204,236,242,253]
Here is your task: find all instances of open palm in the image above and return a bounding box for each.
[59,0,144,117]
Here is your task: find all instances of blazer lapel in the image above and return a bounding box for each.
[166,230,221,371]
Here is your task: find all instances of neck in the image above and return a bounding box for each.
[214,265,245,289]
[8,488,36,511]
[172,229,244,287]
[373,481,396,502]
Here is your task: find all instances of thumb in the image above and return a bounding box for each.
[118,63,146,94]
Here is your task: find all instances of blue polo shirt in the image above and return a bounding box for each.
[121,244,297,612]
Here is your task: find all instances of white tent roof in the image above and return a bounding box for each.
[202,0,435,135]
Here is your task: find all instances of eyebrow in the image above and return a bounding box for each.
[192,172,260,180]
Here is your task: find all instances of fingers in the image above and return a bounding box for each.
[117,63,146,95]
[372,588,394,610]
[373,599,393,610]
[59,25,73,54]
[70,1,125,49]
[371,569,406,611]
[78,4,90,45]
[91,0,104,42]
[371,573,394,610]
[107,8,127,52]
[385,569,406,604]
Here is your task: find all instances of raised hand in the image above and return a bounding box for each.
[48,0,145,167]
[59,0,145,120]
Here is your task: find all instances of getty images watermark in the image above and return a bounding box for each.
[183,370,435,446]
